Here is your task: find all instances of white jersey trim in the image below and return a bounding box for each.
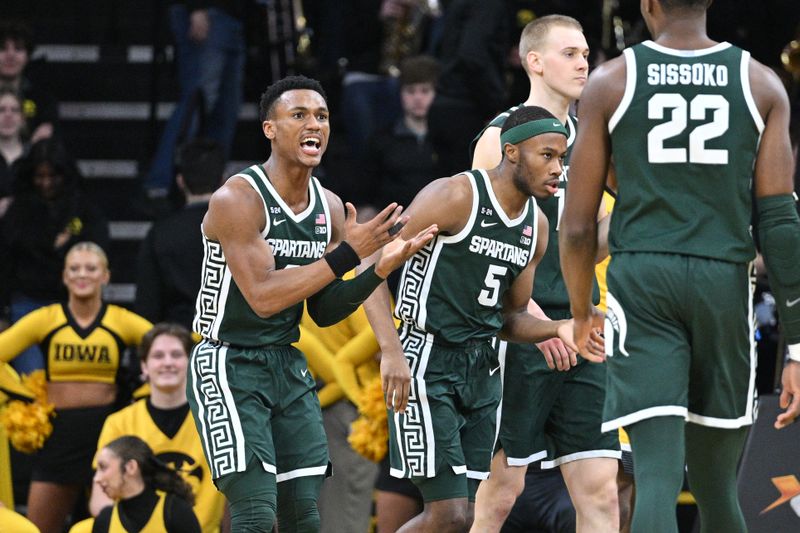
[466,469,490,480]
[478,169,529,227]
[506,450,548,467]
[641,40,731,57]
[232,172,271,238]
[609,48,637,134]
[276,465,329,482]
[602,405,688,433]
[250,165,317,223]
[740,51,765,134]
[311,176,333,247]
[565,114,577,148]
[541,449,622,469]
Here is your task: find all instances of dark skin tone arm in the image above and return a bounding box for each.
[365,174,602,412]
[203,176,416,318]
[748,57,800,429]
[559,55,625,362]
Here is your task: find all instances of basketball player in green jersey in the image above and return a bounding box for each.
[187,75,436,533]
[561,1,800,532]
[471,16,619,533]
[364,106,606,533]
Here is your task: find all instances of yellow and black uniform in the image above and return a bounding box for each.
[92,489,200,533]
[0,303,152,483]
[95,399,225,533]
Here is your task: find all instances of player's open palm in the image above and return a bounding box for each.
[343,202,407,258]
[375,224,439,278]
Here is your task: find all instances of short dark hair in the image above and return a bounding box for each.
[399,55,440,86]
[501,106,559,134]
[0,20,33,55]
[139,323,193,363]
[659,0,712,12]
[14,138,82,193]
[176,138,225,194]
[259,75,327,122]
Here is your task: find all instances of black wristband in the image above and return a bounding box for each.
[324,241,361,277]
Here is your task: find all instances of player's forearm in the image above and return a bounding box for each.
[363,281,404,355]
[306,267,384,327]
[500,311,566,343]
[246,260,338,318]
[560,222,598,319]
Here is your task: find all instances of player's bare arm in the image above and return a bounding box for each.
[560,56,625,360]
[499,214,603,359]
[204,178,404,318]
[748,58,800,429]
[364,176,468,412]
[472,126,503,170]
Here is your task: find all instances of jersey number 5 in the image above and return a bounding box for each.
[647,93,729,165]
[478,265,508,307]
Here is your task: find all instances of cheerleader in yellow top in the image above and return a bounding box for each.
[92,436,200,533]
[0,242,152,533]
[81,323,225,533]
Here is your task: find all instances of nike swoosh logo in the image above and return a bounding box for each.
[787,297,800,307]
[301,368,309,377]
[273,218,287,226]
[552,122,562,127]
[489,366,501,376]
[481,220,498,228]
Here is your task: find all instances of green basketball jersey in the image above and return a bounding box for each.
[194,165,332,346]
[473,106,598,311]
[394,170,539,344]
[608,41,762,262]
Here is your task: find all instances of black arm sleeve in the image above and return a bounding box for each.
[757,194,800,344]
[306,266,384,327]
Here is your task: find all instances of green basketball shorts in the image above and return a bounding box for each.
[187,340,329,481]
[603,252,756,432]
[389,324,501,500]
[497,308,620,468]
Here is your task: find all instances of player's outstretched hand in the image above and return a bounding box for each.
[572,307,606,362]
[375,224,439,278]
[381,349,411,413]
[538,337,577,371]
[344,202,408,259]
[775,360,800,429]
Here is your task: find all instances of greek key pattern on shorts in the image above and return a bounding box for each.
[194,240,227,337]
[193,342,239,478]
[396,239,436,325]
[398,324,430,477]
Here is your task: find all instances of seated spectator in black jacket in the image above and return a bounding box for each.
[0,20,58,143]
[363,54,439,212]
[0,87,28,217]
[134,139,225,330]
[0,138,109,374]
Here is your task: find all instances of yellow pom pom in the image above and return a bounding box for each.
[0,370,55,453]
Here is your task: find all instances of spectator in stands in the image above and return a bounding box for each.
[0,20,57,144]
[135,139,225,330]
[0,242,152,533]
[363,54,439,211]
[78,323,225,533]
[144,1,245,197]
[92,436,201,533]
[0,139,110,374]
[0,87,27,218]
[427,0,509,177]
